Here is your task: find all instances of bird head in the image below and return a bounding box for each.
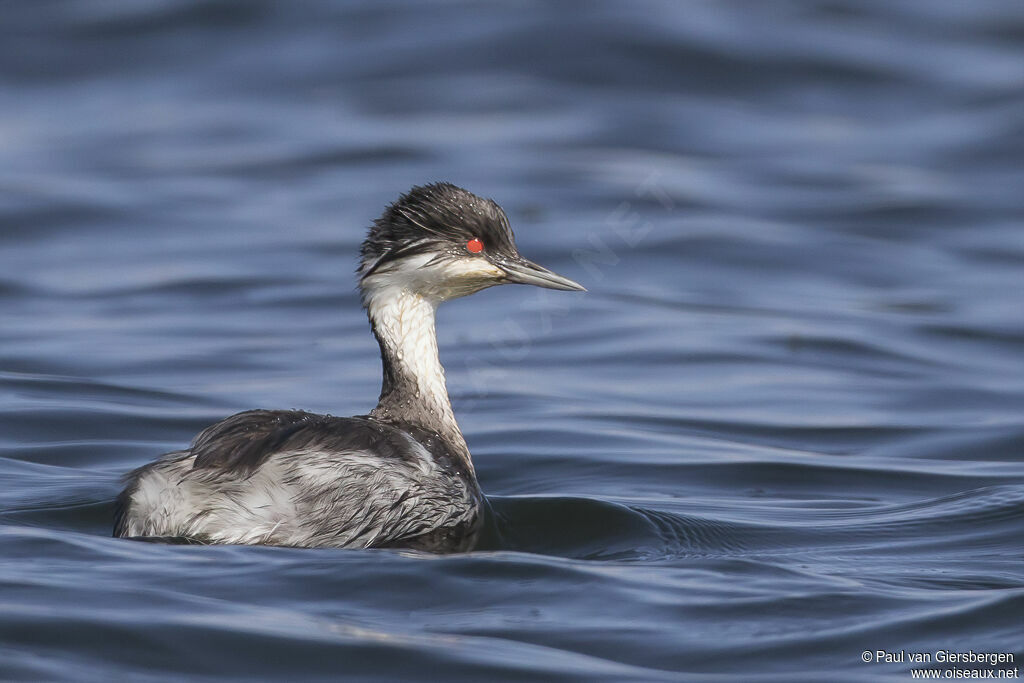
[359,183,584,305]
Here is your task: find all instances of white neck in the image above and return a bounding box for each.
[363,283,465,452]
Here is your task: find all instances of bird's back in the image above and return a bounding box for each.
[114,410,483,551]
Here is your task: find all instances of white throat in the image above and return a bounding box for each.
[363,281,457,432]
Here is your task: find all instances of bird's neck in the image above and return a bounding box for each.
[364,285,471,467]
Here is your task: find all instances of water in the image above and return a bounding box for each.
[2,1,1023,680]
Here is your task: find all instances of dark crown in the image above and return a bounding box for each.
[359,183,516,278]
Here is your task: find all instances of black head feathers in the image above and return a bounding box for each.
[359,183,517,279]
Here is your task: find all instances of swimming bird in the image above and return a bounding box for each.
[113,183,584,551]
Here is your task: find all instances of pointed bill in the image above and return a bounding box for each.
[499,257,586,291]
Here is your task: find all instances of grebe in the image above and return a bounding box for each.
[113,183,584,551]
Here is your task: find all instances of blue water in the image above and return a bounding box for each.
[2,1,1023,680]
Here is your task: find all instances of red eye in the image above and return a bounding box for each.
[466,238,484,253]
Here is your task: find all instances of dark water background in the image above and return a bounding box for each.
[2,1,1023,680]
